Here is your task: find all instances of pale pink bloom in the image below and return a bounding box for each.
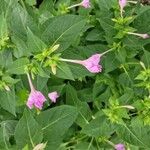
[67,0,90,9]
[81,0,91,8]
[140,34,150,39]
[119,0,127,9]
[60,54,102,73]
[26,73,46,110]
[27,91,46,109]
[127,32,150,39]
[119,0,127,17]
[48,91,59,103]
[80,54,102,73]
[115,144,125,150]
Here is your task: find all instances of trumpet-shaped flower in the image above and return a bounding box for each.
[60,54,102,73]
[26,73,46,110]
[27,90,46,110]
[80,54,102,73]
[68,0,90,9]
[119,0,127,9]
[81,0,91,8]
[115,144,125,150]
[127,32,150,39]
[119,0,127,17]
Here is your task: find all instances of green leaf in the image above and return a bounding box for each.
[69,63,93,79]
[0,120,17,149]
[27,28,47,53]
[0,88,16,115]
[74,142,96,150]
[82,116,115,138]
[142,50,150,68]
[12,36,29,57]
[25,0,36,6]
[104,53,120,73]
[97,0,117,10]
[0,14,7,38]
[134,9,150,33]
[36,105,78,149]
[117,119,150,148]
[66,84,92,127]
[33,76,48,91]
[56,62,74,80]
[97,11,116,44]
[0,50,12,67]
[7,58,29,75]
[10,4,38,40]
[42,15,86,51]
[86,29,105,42]
[15,109,43,149]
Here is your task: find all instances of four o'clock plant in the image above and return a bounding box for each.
[0,0,150,150]
[23,0,150,148]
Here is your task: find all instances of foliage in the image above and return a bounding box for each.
[0,0,150,149]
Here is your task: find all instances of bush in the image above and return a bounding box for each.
[0,0,150,149]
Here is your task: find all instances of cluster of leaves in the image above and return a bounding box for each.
[0,0,150,149]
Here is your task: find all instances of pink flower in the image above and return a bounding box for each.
[140,34,150,39]
[60,54,102,73]
[127,32,150,39]
[26,73,46,110]
[119,0,127,9]
[81,0,90,8]
[119,0,127,17]
[80,54,102,73]
[115,144,125,150]
[48,91,59,103]
[27,91,46,110]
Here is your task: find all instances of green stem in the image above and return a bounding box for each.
[101,48,114,56]
[66,146,75,149]
[128,1,138,4]
[3,123,10,150]
[121,64,131,80]
[95,138,100,150]
[105,140,115,148]
[87,137,94,150]
[120,9,123,18]
[67,3,81,9]
[79,111,89,124]
[27,73,35,92]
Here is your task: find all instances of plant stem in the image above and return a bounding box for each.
[101,48,114,56]
[67,3,81,9]
[27,73,35,92]
[105,140,115,148]
[87,137,94,150]
[128,1,138,4]
[59,58,81,64]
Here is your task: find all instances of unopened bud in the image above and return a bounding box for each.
[33,143,47,150]
[51,65,57,75]
[51,44,60,53]
[4,85,10,91]
[121,105,135,110]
